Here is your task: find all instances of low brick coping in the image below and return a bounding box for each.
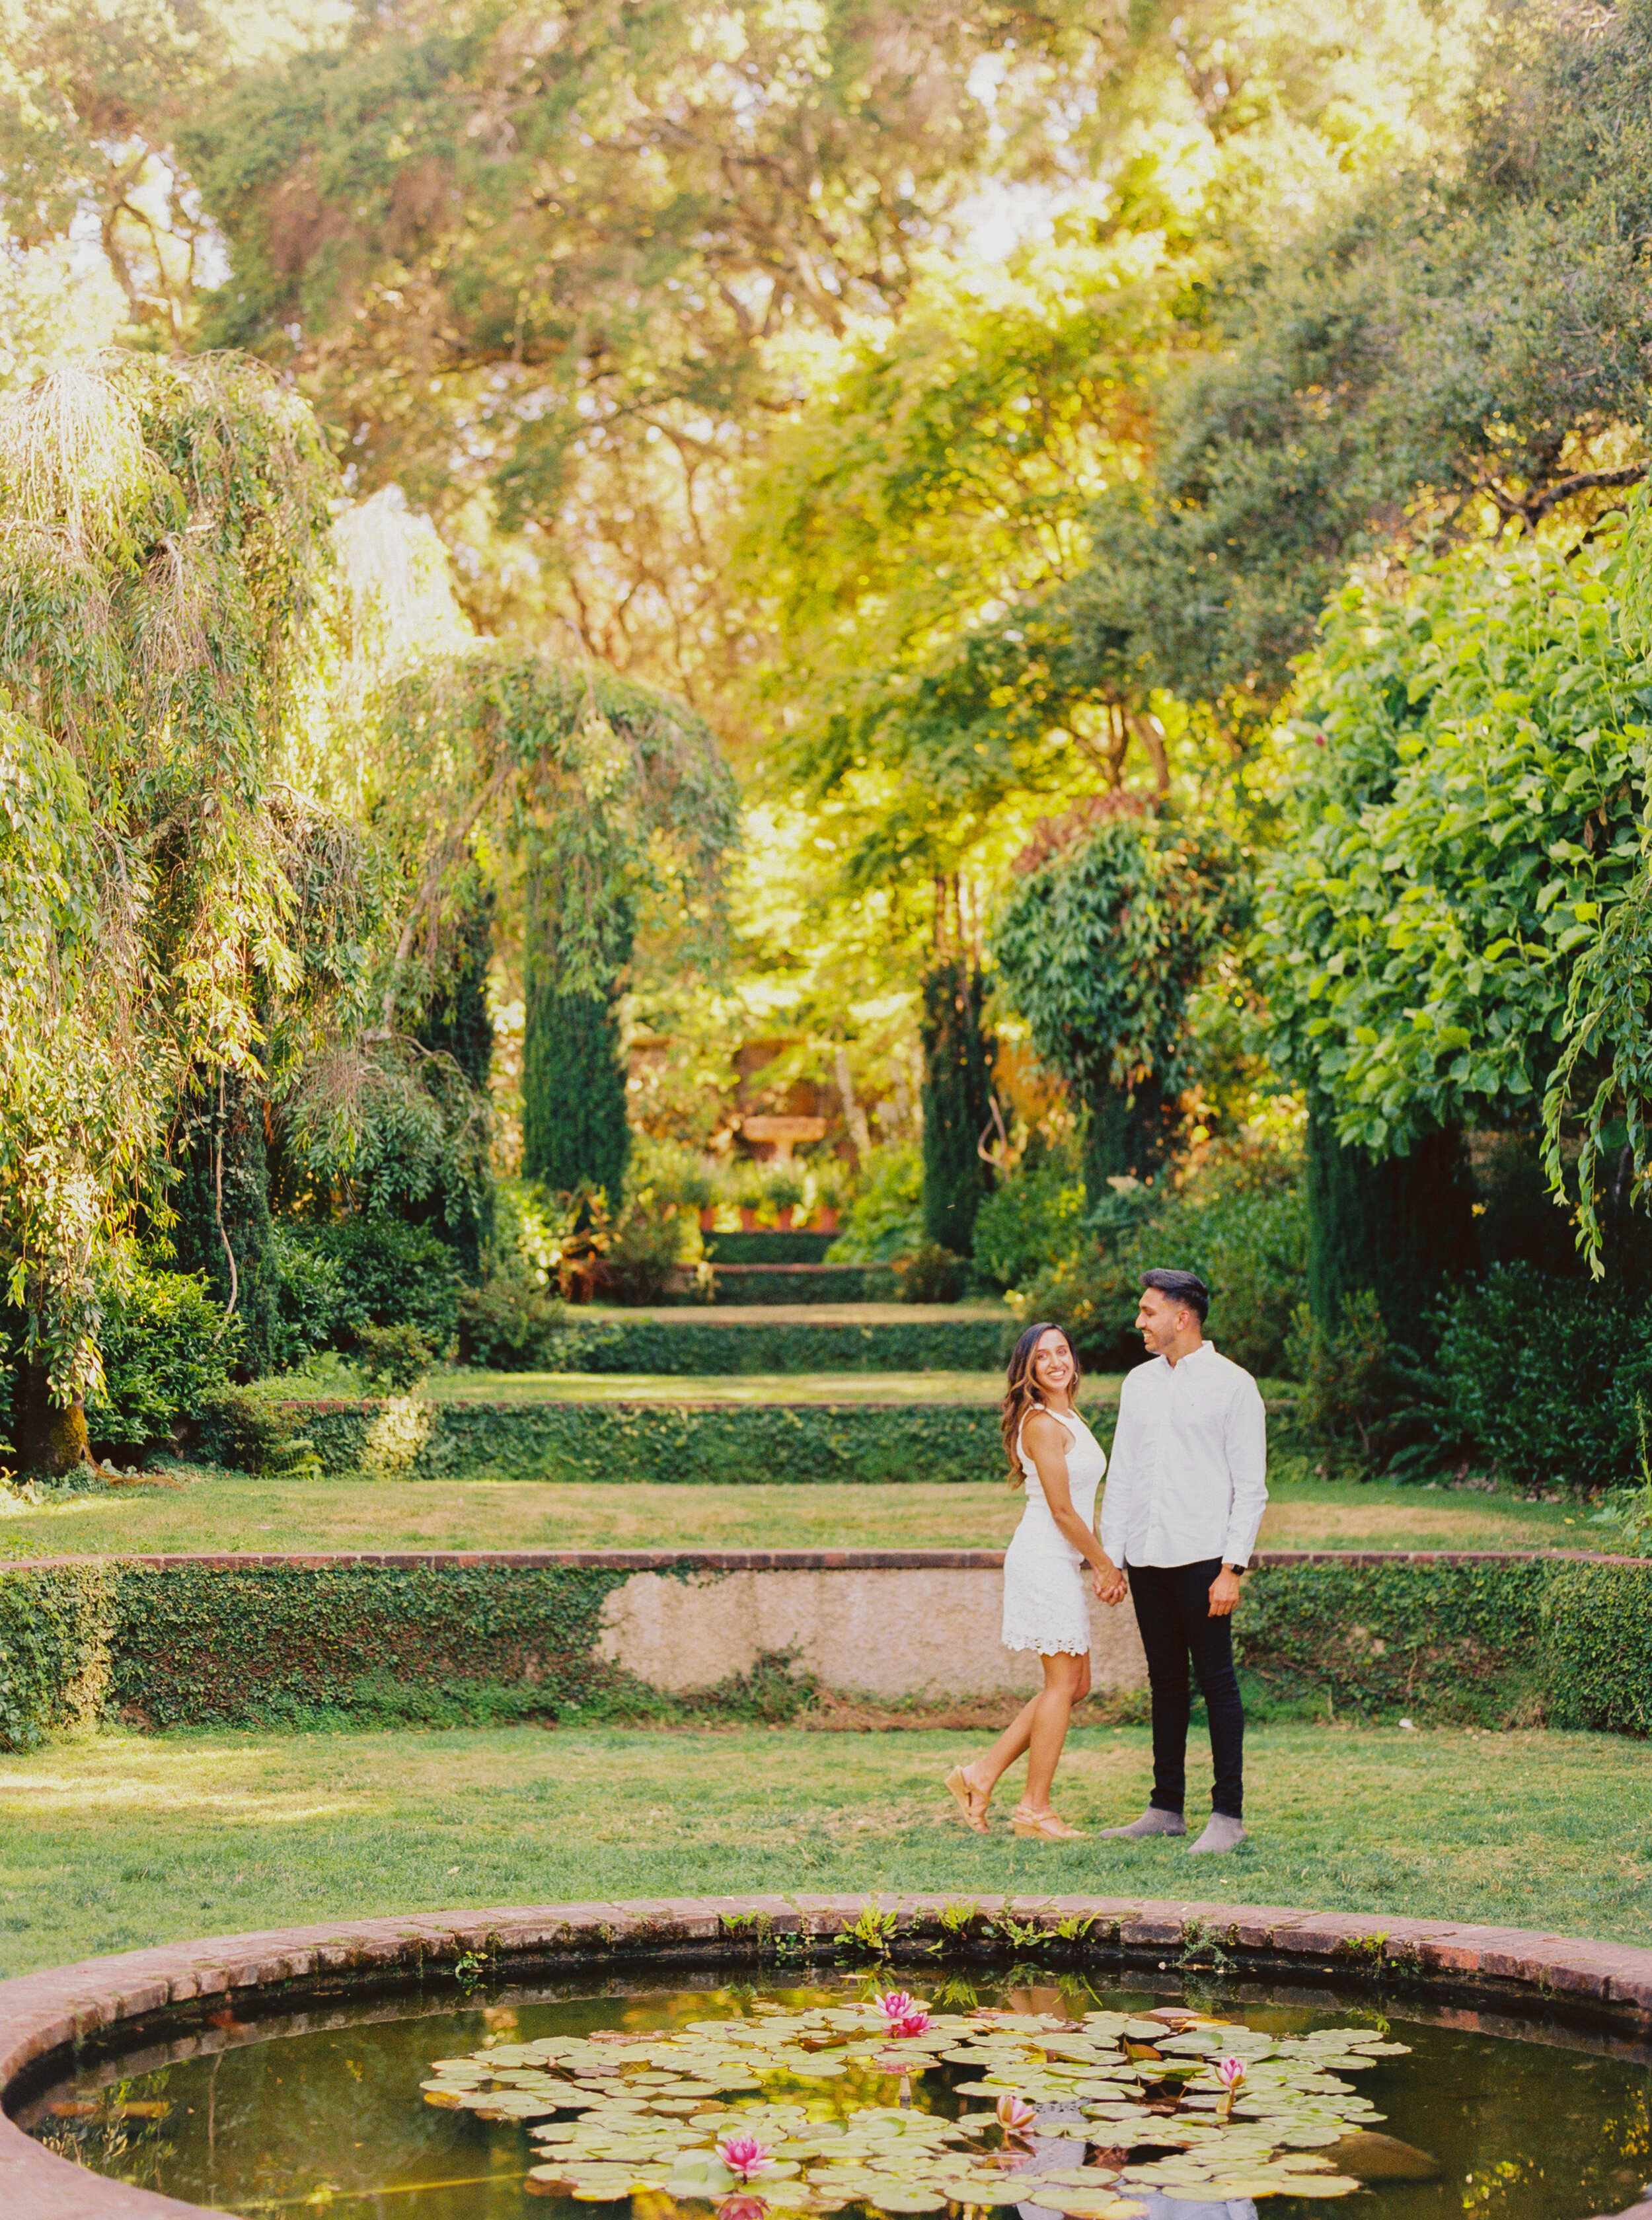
[2,1545,1647,1574]
[3,1896,1651,2219]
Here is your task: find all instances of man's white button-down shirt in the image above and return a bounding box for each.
[1099,1340,1268,1570]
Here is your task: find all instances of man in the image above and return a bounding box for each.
[1092,1267,1267,1854]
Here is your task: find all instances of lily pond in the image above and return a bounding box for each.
[23,1970,1652,2220]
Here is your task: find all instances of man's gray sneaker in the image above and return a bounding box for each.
[1098,1808,1187,1839]
[1187,1814,1248,1854]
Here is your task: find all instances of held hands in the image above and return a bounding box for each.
[1092,1557,1128,1607]
[1207,1567,1242,1618]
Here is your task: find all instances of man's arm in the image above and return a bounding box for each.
[1099,1376,1137,1569]
[1221,1372,1269,1569]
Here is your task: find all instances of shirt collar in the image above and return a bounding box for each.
[1163,1339,1213,1372]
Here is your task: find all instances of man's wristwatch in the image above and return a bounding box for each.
[1222,1563,1246,1576]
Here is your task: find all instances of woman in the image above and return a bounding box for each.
[944,1321,1125,1839]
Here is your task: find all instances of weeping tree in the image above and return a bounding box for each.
[994,798,1241,1202]
[0,354,336,1470]
[353,644,738,1210]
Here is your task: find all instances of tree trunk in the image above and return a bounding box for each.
[11,1361,90,1477]
[833,1045,872,1162]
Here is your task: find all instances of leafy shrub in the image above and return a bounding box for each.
[604,1201,688,1306]
[307,1217,462,1349]
[970,1144,1088,1291]
[827,1144,924,1263]
[897,1243,969,1304]
[1016,1145,1308,1375]
[1425,1265,1652,1491]
[264,1222,346,1370]
[192,1386,320,1475]
[86,1264,243,1456]
[1587,1459,1652,1555]
[628,1133,723,1214]
[1285,1294,1399,1472]
[456,1274,570,1370]
[356,1323,434,1393]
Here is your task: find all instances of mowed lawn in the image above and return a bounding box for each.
[0,1720,1644,1978]
[0,1465,1589,1558]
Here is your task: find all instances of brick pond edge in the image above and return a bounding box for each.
[2,1896,1651,2219]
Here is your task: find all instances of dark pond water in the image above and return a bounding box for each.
[17,1967,1652,2220]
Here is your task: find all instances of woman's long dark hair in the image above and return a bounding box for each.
[1000,1321,1082,1485]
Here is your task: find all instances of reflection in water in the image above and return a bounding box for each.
[22,1971,1652,2220]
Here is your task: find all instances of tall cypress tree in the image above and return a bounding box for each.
[920,957,996,1254]
[521,872,632,1203]
[411,874,496,1276]
[1305,1111,1478,1339]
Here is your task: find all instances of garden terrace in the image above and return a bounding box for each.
[0,1465,1600,1562]
[0,1548,1644,1740]
[513,1307,1017,1374]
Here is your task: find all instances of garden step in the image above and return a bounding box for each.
[536,1306,1016,1374]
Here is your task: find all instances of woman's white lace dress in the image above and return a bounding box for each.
[1001,1405,1107,1656]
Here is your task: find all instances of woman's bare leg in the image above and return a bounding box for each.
[963,1694,1041,1800]
[963,1653,1092,1808]
[1023,1653,1089,1811]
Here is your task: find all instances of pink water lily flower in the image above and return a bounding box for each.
[1213,2056,1246,2091]
[716,2198,770,2220]
[873,1991,932,2038]
[717,2135,776,2180]
[996,2094,1037,2135]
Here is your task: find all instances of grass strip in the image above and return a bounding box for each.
[0,1469,1589,1561]
[0,1719,1645,1977]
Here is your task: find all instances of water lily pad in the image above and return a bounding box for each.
[1041,2191,1145,2217]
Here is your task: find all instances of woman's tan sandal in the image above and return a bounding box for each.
[1012,1803,1085,1840]
[944,1765,991,1833]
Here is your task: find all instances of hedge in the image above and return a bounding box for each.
[1232,1557,1650,1734]
[704,1232,838,1265]
[556,1315,1014,1374]
[282,1397,1003,1485]
[0,1555,1645,1744]
[706,1265,897,1304]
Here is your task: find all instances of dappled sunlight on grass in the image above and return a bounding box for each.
[0,1470,1580,1560]
[0,1722,1645,1976]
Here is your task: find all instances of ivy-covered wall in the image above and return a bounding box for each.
[708,1266,898,1304]
[0,1563,634,1742]
[0,1553,1644,1748]
[1237,1557,1651,1733]
[557,1315,1014,1374]
[284,1397,1003,1485]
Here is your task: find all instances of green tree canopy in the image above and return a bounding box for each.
[1254,515,1652,1166]
[1065,0,1652,723]
[993,799,1242,1193]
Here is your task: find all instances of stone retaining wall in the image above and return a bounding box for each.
[2,1894,1650,2219]
[3,1547,1648,1729]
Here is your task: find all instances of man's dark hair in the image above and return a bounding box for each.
[1141,1267,1209,1323]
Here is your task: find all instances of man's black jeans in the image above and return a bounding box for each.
[1126,1558,1244,1820]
